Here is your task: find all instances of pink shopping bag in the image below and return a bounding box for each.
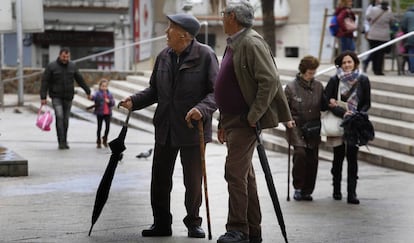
[36,105,53,131]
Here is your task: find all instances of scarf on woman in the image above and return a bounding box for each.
[336,68,360,112]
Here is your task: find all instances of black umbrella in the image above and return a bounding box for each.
[255,123,288,243]
[88,108,131,236]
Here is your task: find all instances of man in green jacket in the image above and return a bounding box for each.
[215,1,293,243]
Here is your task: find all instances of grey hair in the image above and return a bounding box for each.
[225,0,255,28]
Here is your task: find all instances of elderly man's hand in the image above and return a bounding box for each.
[119,97,133,110]
[217,128,226,144]
[185,107,202,123]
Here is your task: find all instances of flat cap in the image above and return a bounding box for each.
[167,13,200,37]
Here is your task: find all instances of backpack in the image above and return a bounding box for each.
[329,15,339,36]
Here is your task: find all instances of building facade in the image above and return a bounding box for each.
[2,0,403,70]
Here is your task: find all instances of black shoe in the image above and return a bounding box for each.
[217,231,249,243]
[293,189,302,201]
[347,196,360,204]
[59,143,69,149]
[374,72,385,76]
[188,226,205,238]
[301,194,313,201]
[142,224,172,237]
[249,236,263,243]
[333,192,342,200]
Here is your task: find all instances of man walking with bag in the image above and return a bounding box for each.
[40,47,91,149]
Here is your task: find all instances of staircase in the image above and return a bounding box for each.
[29,67,414,174]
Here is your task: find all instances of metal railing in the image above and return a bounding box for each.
[316,31,414,76]
[0,35,166,107]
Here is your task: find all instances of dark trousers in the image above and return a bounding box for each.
[368,39,387,74]
[150,142,203,228]
[52,98,72,145]
[221,114,261,238]
[331,143,359,196]
[292,146,319,195]
[96,114,111,139]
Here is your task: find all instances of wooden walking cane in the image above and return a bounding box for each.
[188,119,212,240]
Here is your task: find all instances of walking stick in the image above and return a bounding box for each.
[198,120,212,240]
[188,120,212,240]
[287,131,291,201]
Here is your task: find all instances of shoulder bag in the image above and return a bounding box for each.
[320,83,346,137]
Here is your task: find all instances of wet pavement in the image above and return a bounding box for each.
[0,100,413,243]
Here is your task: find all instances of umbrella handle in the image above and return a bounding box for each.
[118,101,132,126]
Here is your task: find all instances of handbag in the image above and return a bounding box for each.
[320,111,344,136]
[344,17,357,32]
[301,120,322,139]
[36,105,53,131]
[320,83,346,137]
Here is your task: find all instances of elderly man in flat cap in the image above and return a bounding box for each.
[120,13,218,238]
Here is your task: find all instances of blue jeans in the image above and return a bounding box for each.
[52,98,72,145]
[340,37,355,52]
[408,46,414,73]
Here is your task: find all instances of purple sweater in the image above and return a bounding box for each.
[214,47,248,115]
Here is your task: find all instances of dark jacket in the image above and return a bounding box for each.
[40,58,91,100]
[130,40,219,146]
[91,90,115,116]
[335,7,356,38]
[401,5,414,47]
[228,28,292,129]
[324,74,371,118]
[284,74,328,147]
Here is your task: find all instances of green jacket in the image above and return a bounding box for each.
[227,28,292,129]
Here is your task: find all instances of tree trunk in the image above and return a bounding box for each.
[261,0,276,55]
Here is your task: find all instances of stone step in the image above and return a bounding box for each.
[0,146,28,177]
[370,115,414,139]
[68,71,414,174]
[108,80,145,94]
[115,75,414,151]
[126,75,150,86]
[370,102,414,123]
[371,89,414,109]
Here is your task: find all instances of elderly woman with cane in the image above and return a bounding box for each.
[284,55,328,201]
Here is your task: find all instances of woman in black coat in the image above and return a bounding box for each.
[324,51,371,205]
